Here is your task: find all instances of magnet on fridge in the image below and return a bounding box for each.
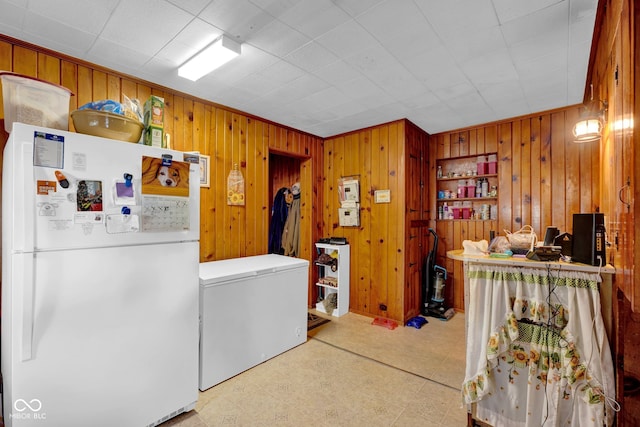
[115,180,135,205]
[121,206,131,215]
[123,173,133,187]
[161,154,173,166]
[55,170,70,188]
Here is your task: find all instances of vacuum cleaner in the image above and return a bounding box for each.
[421,228,455,320]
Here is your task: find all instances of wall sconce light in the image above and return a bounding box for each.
[178,35,241,81]
[573,83,607,143]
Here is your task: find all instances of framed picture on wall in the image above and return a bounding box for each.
[199,155,210,188]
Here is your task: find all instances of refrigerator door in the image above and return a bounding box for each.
[2,242,199,427]
[4,123,199,253]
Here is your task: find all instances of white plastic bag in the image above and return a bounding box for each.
[504,225,537,254]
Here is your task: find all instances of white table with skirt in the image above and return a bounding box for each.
[448,250,617,427]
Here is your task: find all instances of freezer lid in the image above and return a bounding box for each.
[199,254,309,286]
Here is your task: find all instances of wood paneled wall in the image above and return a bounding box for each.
[588,0,637,309]
[430,107,601,311]
[322,120,429,322]
[586,1,639,424]
[0,36,324,305]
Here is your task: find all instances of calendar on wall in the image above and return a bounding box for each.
[141,196,190,232]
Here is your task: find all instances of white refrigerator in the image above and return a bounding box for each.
[2,123,200,426]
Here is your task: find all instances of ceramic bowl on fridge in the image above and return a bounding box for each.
[71,109,143,143]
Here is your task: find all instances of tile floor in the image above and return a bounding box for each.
[163,310,468,427]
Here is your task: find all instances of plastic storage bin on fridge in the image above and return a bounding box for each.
[1,72,73,133]
[198,254,309,391]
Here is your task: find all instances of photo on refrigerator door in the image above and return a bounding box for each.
[141,156,190,197]
[76,180,103,211]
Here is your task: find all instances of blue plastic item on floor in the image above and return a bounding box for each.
[406,316,428,329]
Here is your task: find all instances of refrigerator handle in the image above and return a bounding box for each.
[20,254,35,361]
[19,143,35,252]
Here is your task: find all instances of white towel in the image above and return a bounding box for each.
[462,239,489,255]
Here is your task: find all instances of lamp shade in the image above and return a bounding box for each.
[572,118,602,143]
[178,35,241,81]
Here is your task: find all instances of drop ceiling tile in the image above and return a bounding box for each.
[478,80,525,103]
[312,60,362,86]
[260,74,330,104]
[100,0,192,55]
[492,0,562,24]
[444,26,506,63]
[26,0,118,35]
[418,0,499,37]
[403,43,470,89]
[204,44,280,83]
[22,11,97,57]
[247,0,303,17]
[320,100,368,118]
[251,60,306,90]
[331,0,386,18]
[500,2,568,48]
[316,20,377,58]
[400,90,440,110]
[166,0,212,15]
[156,18,222,65]
[249,19,310,57]
[0,1,26,33]
[569,0,597,24]
[233,72,285,97]
[379,70,426,101]
[356,0,425,40]
[446,91,489,113]
[0,0,600,137]
[378,23,442,63]
[200,0,274,41]
[293,86,351,111]
[459,48,519,86]
[433,81,476,102]
[277,0,351,39]
[513,49,566,81]
[508,34,566,68]
[410,103,461,134]
[86,38,153,73]
[522,76,568,110]
[285,41,339,73]
[3,0,26,6]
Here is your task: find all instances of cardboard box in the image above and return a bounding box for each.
[144,95,164,129]
[144,125,164,148]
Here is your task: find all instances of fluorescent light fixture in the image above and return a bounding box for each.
[178,35,241,81]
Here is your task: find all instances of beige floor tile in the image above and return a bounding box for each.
[162,311,468,427]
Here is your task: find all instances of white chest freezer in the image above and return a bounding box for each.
[199,254,309,390]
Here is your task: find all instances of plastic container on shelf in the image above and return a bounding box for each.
[477,155,488,175]
[451,207,461,219]
[462,207,471,219]
[466,179,476,198]
[1,72,73,133]
[457,180,466,198]
[488,154,498,174]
